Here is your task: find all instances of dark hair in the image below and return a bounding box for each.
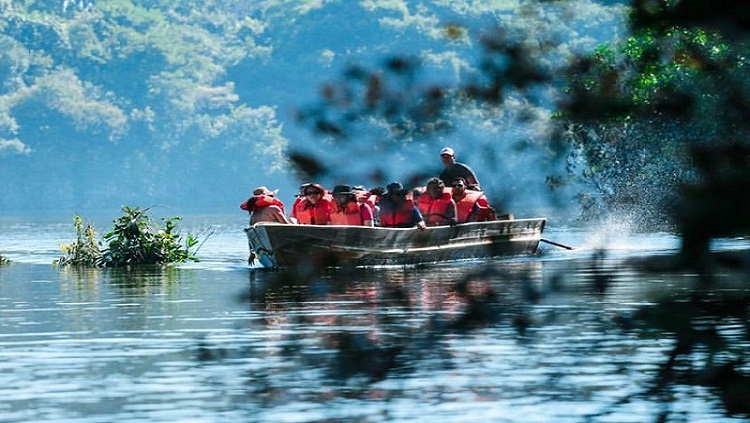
[245,196,258,211]
[386,182,405,195]
[427,177,444,190]
[300,182,325,195]
[369,186,386,196]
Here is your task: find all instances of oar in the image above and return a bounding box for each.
[540,238,574,250]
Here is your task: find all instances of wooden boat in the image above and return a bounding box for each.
[245,218,546,269]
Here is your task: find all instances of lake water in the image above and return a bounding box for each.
[1,214,749,422]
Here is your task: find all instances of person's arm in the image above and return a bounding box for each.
[444,201,458,226]
[460,163,480,188]
[360,203,374,227]
[270,206,291,224]
[289,199,300,224]
[412,206,426,230]
[468,202,481,222]
[322,200,333,225]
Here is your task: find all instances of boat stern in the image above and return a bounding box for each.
[245,224,279,269]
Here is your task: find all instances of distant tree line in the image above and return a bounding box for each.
[0,1,629,213]
[0,1,289,212]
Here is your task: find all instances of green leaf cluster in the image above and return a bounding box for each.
[559,24,748,227]
[578,27,738,114]
[56,206,199,267]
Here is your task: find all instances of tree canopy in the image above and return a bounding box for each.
[0,0,628,215]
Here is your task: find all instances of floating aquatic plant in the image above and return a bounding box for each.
[56,206,199,268]
[56,215,100,267]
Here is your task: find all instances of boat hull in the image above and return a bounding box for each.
[245,218,546,269]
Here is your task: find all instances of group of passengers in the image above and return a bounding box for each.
[240,147,497,229]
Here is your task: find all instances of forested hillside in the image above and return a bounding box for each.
[0,1,628,215]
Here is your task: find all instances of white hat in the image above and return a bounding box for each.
[440,147,455,156]
[253,186,277,196]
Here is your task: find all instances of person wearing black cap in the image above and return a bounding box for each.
[377,182,426,229]
[330,184,374,226]
[438,147,481,190]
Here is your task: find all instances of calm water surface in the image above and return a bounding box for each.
[1,215,749,422]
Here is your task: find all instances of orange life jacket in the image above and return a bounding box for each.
[454,190,496,222]
[292,194,333,225]
[240,194,286,214]
[477,205,495,221]
[418,191,454,225]
[330,201,366,225]
[473,191,495,221]
[379,199,418,228]
[354,190,378,210]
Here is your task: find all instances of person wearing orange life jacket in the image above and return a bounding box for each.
[361,186,387,225]
[377,182,426,230]
[240,186,291,225]
[329,185,374,226]
[451,178,497,223]
[290,182,333,225]
[352,185,379,213]
[418,177,457,227]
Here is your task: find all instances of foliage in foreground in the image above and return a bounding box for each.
[56,206,199,268]
[561,26,748,228]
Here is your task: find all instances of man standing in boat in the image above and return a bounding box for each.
[438,147,481,191]
[240,186,291,224]
[330,185,375,226]
[377,182,426,230]
[290,182,332,225]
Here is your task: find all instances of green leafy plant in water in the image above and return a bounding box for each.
[56,206,199,268]
[98,206,199,267]
[56,215,101,267]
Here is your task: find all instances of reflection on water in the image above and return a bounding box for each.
[0,218,748,422]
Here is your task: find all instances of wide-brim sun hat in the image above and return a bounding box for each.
[332,184,356,196]
[300,182,326,194]
[253,186,277,196]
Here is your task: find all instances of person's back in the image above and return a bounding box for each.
[240,186,290,225]
[250,202,288,225]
